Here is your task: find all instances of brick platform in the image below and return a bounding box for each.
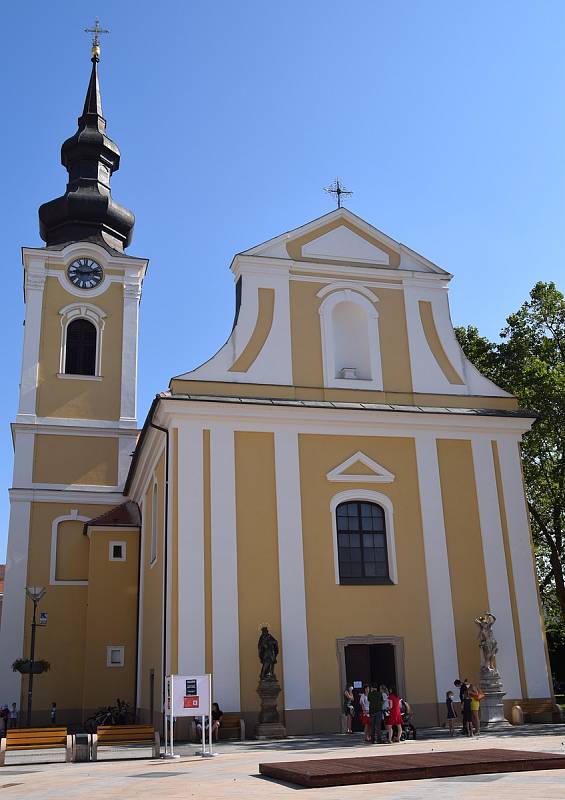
[259,748,565,787]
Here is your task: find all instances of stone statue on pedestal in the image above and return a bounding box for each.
[474,611,509,726]
[475,612,498,671]
[258,626,279,681]
[255,626,286,739]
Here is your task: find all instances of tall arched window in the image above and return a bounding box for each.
[336,501,390,584]
[64,318,97,375]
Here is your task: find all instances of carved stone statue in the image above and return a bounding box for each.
[475,612,498,671]
[258,626,279,681]
[255,626,286,739]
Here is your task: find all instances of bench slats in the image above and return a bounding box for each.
[6,727,68,748]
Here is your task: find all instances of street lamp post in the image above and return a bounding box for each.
[25,586,46,728]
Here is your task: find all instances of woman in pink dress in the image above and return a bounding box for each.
[386,688,403,743]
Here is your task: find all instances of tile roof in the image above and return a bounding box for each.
[84,501,141,532]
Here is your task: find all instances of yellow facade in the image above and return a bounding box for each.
[2,207,553,737]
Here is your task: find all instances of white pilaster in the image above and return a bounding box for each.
[210,425,241,711]
[0,500,31,702]
[177,423,206,675]
[415,433,459,700]
[120,281,141,424]
[496,437,551,697]
[471,436,522,697]
[18,258,47,420]
[274,431,311,710]
[12,429,35,486]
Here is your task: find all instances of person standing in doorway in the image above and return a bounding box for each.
[9,703,18,729]
[446,691,457,736]
[359,685,371,742]
[50,702,57,725]
[343,686,354,734]
[368,683,383,743]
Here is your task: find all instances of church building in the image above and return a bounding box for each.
[0,47,554,733]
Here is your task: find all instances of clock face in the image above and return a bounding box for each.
[67,258,104,290]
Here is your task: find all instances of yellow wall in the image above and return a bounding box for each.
[377,288,413,393]
[290,281,324,387]
[138,452,166,725]
[235,432,283,712]
[298,434,437,709]
[22,502,115,720]
[36,275,123,420]
[33,434,118,486]
[437,440,489,677]
[82,529,139,712]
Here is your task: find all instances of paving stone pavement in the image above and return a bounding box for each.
[2,726,565,799]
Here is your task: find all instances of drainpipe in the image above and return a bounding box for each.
[150,421,169,734]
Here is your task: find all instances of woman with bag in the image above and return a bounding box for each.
[343,686,355,734]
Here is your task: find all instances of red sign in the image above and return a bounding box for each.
[183,696,199,708]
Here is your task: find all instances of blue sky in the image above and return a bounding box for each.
[1,1,564,559]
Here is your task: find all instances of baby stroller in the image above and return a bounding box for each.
[400,701,417,740]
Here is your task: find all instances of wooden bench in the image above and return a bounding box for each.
[219,714,245,741]
[0,727,72,766]
[189,713,246,741]
[91,724,160,760]
[517,699,561,724]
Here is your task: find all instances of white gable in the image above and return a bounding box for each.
[302,226,390,264]
[326,451,395,484]
[240,208,450,275]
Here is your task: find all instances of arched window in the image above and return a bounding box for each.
[64,318,97,376]
[336,501,390,584]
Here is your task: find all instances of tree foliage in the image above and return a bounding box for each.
[455,282,565,641]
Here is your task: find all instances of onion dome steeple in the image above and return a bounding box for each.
[38,31,135,251]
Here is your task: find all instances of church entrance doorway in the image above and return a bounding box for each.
[337,635,405,732]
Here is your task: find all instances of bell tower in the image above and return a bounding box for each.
[0,38,148,711]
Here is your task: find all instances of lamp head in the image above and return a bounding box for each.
[26,586,46,603]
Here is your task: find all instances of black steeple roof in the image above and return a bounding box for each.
[38,52,135,251]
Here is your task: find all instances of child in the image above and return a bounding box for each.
[50,702,57,725]
[446,690,456,736]
[9,703,18,728]
[461,687,473,737]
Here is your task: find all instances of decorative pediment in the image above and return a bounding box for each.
[326,451,395,483]
[241,208,449,274]
[301,225,389,264]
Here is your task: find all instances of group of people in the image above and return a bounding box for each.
[0,703,18,735]
[446,678,484,736]
[343,684,412,744]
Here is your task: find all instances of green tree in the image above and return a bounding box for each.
[455,282,565,638]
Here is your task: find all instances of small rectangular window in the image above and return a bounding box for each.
[109,541,126,562]
[107,646,125,667]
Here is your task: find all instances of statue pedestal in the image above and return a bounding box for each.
[255,678,286,739]
[479,667,511,728]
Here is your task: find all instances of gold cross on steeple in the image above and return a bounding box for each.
[84,18,109,61]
